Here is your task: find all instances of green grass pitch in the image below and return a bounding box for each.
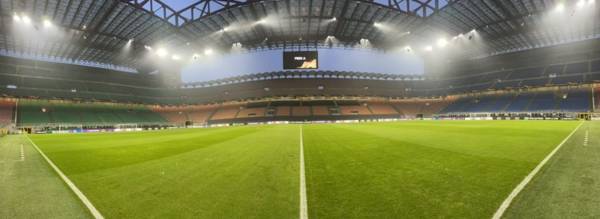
[26,120,582,218]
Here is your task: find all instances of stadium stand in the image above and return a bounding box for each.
[394,100,448,118]
[292,106,311,117]
[237,107,266,118]
[339,105,372,116]
[186,106,218,125]
[275,106,291,116]
[0,99,15,125]
[17,100,167,127]
[210,105,241,121]
[367,104,399,115]
[312,106,331,116]
[594,87,600,112]
[441,88,593,114]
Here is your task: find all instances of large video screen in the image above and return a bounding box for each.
[283,51,318,69]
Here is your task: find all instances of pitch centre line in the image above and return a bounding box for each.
[300,125,308,219]
[25,135,104,219]
[492,122,584,219]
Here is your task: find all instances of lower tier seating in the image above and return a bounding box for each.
[17,100,167,126]
[0,99,15,125]
[441,88,593,114]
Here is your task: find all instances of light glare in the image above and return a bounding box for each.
[437,38,448,47]
[555,3,565,12]
[156,48,168,57]
[204,48,214,55]
[22,16,31,24]
[43,19,52,28]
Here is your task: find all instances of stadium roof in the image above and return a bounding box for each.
[1,0,599,71]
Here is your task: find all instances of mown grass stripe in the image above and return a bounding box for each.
[25,135,104,219]
[492,121,584,219]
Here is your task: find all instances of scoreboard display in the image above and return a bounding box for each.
[283,51,318,69]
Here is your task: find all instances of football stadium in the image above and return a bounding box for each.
[1,0,600,218]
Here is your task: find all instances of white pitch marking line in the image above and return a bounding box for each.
[492,122,584,219]
[20,144,25,161]
[299,125,308,219]
[583,130,589,147]
[25,135,104,219]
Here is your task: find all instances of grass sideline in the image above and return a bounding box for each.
[27,120,582,218]
[504,121,600,218]
[0,135,90,218]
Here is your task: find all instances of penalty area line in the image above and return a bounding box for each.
[299,125,308,219]
[25,135,104,219]
[492,121,584,219]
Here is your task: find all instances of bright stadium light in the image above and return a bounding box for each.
[424,46,433,52]
[204,48,214,55]
[437,38,448,48]
[577,0,586,7]
[555,3,565,12]
[331,17,337,21]
[588,0,595,5]
[144,45,152,50]
[373,22,382,27]
[171,54,181,60]
[22,15,31,25]
[13,13,21,22]
[43,19,53,28]
[156,48,168,57]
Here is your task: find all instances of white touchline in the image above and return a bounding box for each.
[492,122,584,219]
[25,135,105,219]
[300,126,308,219]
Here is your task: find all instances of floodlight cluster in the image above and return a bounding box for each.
[13,12,53,28]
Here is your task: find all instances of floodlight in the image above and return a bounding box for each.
[43,19,52,28]
[555,3,565,12]
[171,55,181,60]
[13,13,21,22]
[204,48,214,55]
[437,38,448,47]
[424,46,433,52]
[156,48,168,57]
[22,15,31,25]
